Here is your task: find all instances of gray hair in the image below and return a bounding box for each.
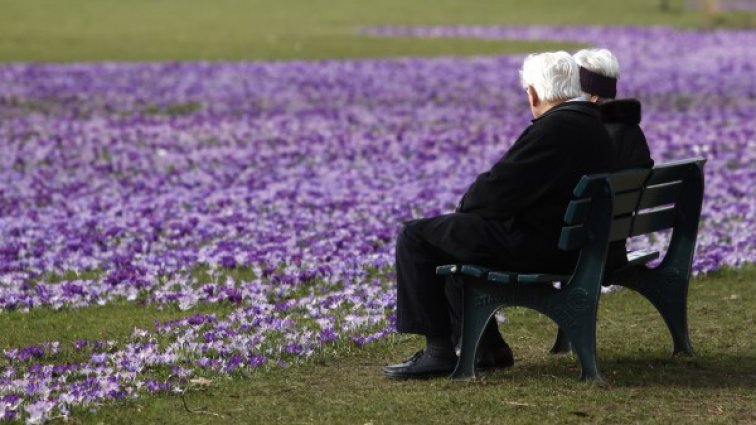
[574,48,620,101]
[574,48,620,79]
[519,51,583,102]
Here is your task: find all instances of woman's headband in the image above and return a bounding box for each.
[579,66,617,99]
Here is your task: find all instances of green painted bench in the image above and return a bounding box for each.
[436,157,706,381]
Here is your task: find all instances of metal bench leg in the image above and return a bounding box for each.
[624,267,695,356]
[527,285,603,382]
[560,317,603,382]
[450,282,499,381]
[550,328,571,354]
[539,284,603,381]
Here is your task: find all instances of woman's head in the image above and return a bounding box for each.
[573,48,620,103]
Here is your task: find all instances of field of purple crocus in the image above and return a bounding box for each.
[1,26,755,422]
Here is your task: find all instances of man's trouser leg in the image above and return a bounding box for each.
[446,275,504,349]
[395,224,454,337]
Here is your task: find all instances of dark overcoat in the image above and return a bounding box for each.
[602,99,653,171]
[602,99,654,271]
[405,101,614,274]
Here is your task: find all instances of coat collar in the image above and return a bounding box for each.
[600,99,642,125]
[531,100,601,123]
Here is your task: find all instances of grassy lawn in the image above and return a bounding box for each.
[66,266,754,425]
[3,268,752,424]
[0,0,754,62]
[0,302,236,351]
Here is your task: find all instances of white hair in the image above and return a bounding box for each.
[573,48,620,79]
[519,51,583,102]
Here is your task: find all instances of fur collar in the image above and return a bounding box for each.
[601,99,642,125]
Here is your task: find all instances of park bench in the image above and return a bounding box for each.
[436,157,706,381]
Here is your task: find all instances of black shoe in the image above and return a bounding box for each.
[455,341,515,370]
[476,342,514,369]
[383,350,457,379]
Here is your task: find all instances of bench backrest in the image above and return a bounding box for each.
[558,157,706,276]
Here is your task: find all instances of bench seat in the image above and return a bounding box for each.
[436,249,660,284]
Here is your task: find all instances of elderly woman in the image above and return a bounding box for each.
[573,48,654,171]
[574,48,654,273]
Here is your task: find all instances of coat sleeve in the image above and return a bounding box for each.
[608,123,654,170]
[458,126,567,217]
[624,127,654,169]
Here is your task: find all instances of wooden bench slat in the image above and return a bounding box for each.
[569,189,672,223]
[573,168,651,198]
[613,190,642,216]
[572,175,603,198]
[609,216,632,241]
[626,249,660,264]
[630,207,676,237]
[638,182,680,210]
[440,250,660,286]
[609,207,677,241]
[609,169,652,193]
[436,265,458,275]
[559,225,588,250]
[435,264,490,279]
[645,158,705,186]
[517,273,571,283]
[564,199,591,225]
[607,250,661,276]
[460,265,489,278]
[564,208,680,246]
[487,272,515,283]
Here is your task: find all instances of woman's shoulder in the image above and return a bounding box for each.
[601,99,642,125]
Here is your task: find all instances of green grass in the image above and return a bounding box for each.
[0,302,237,351]
[0,0,753,62]
[4,267,752,424]
[62,266,754,425]
[0,301,237,371]
[0,264,269,352]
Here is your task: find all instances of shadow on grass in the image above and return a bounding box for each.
[486,351,756,390]
[604,353,756,389]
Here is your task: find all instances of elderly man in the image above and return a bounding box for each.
[384,51,614,379]
[574,48,654,273]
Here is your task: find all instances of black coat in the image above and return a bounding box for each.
[602,99,653,171]
[407,101,614,273]
[602,99,654,271]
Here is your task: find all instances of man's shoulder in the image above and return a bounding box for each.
[508,101,609,156]
[539,101,602,122]
[530,101,605,138]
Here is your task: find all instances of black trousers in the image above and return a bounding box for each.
[395,215,508,347]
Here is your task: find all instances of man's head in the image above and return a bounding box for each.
[573,48,620,103]
[519,51,583,119]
